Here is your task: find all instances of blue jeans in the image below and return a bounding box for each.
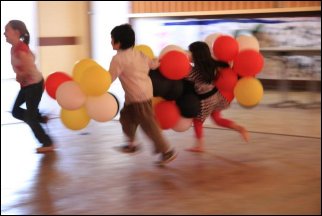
[12,79,52,147]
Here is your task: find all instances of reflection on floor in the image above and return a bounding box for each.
[1,90,321,215]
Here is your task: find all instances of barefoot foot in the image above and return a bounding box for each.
[185,147,204,153]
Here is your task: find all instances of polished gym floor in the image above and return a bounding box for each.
[1,90,321,215]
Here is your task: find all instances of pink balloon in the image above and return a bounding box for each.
[172,117,192,132]
[159,44,184,59]
[236,35,260,52]
[56,81,86,110]
[85,93,119,122]
[45,72,72,99]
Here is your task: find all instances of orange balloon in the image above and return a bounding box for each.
[234,77,264,107]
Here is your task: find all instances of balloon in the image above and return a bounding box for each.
[134,44,154,59]
[85,92,119,122]
[176,94,201,118]
[236,35,260,52]
[172,117,192,132]
[149,69,173,97]
[233,50,264,77]
[220,90,235,103]
[234,77,264,107]
[215,68,238,93]
[152,97,165,108]
[72,58,98,84]
[213,35,239,62]
[204,33,221,56]
[79,65,112,96]
[45,72,73,99]
[159,44,185,59]
[60,107,91,130]
[56,81,86,110]
[159,51,191,80]
[154,101,180,129]
[163,80,184,100]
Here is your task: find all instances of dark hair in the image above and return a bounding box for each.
[110,24,135,50]
[189,41,229,83]
[8,20,30,45]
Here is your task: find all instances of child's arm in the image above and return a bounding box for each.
[108,56,122,82]
[148,58,160,70]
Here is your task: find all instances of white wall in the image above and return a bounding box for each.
[90,1,130,114]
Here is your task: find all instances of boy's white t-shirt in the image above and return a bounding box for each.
[109,48,159,104]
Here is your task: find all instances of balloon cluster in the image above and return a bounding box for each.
[145,45,197,132]
[210,34,264,107]
[147,34,264,131]
[45,59,119,130]
[135,44,191,131]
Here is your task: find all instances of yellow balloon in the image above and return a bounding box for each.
[60,107,91,130]
[134,44,155,59]
[72,58,98,84]
[79,65,112,96]
[234,77,264,107]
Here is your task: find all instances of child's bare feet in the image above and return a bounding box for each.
[185,146,204,153]
[239,127,249,142]
[186,139,204,152]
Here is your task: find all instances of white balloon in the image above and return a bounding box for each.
[236,35,260,52]
[56,81,86,110]
[159,44,185,59]
[204,33,222,55]
[172,117,192,132]
[85,92,119,122]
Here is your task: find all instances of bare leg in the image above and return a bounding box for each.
[230,122,249,142]
[186,138,205,152]
[186,119,205,153]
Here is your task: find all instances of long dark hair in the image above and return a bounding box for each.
[189,41,229,83]
[8,20,30,45]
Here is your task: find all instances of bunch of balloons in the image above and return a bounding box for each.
[45,59,119,130]
[148,45,196,132]
[209,34,264,107]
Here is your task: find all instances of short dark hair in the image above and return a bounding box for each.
[110,24,135,49]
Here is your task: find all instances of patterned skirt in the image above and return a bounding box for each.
[197,91,230,122]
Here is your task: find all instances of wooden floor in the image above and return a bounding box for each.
[1,90,321,215]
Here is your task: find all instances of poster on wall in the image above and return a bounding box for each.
[131,17,321,80]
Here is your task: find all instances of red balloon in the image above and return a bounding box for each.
[220,90,235,103]
[159,50,191,80]
[215,68,238,93]
[45,72,73,99]
[213,35,239,62]
[154,101,180,129]
[233,50,264,77]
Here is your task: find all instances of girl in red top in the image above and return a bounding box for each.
[186,41,249,152]
[4,20,54,153]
